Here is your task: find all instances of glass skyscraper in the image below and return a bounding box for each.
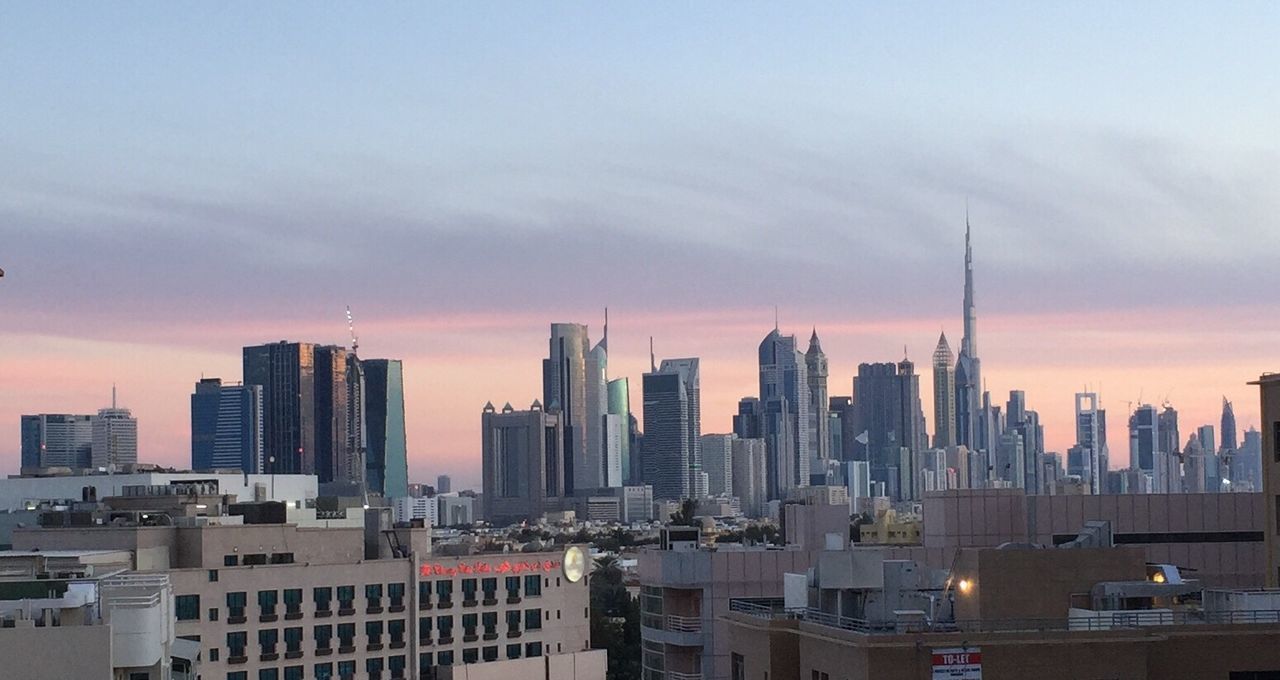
[364,359,409,498]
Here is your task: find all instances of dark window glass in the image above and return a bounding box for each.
[525,609,542,631]
[258,628,278,654]
[176,594,200,621]
[506,643,521,659]
[523,575,542,597]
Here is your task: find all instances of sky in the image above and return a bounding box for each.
[1,4,1277,489]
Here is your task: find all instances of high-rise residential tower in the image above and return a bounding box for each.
[955,218,982,451]
[642,357,702,499]
[699,434,734,497]
[731,437,767,518]
[20,414,93,469]
[805,329,830,467]
[758,328,811,499]
[1074,392,1105,494]
[542,323,590,495]
[932,332,957,449]
[363,359,409,498]
[190,378,264,473]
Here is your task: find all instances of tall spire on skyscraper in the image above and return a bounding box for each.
[961,211,977,359]
[954,211,983,451]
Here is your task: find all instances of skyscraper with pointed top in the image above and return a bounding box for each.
[757,327,811,499]
[955,215,983,451]
[805,328,830,466]
[932,332,957,449]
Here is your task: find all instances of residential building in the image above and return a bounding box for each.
[364,359,409,498]
[731,438,767,518]
[191,378,264,473]
[480,402,566,526]
[700,434,734,498]
[1074,392,1106,494]
[931,333,956,450]
[20,413,93,470]
[805,329,830,467]
[642,358,702,500]
[0,471,317,513]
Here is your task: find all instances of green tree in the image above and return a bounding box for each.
[590,554,640,680]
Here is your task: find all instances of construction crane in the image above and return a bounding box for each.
[346,306,359,355]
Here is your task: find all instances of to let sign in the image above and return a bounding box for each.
[931,648,981,680]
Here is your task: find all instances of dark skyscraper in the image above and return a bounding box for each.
[642,357,701,500]
[314,344,351,486]
[363,359,409,498]
[1129,403,1159,472]
[243,341,316,475]
[1221,397,1238,452]
[955,217,982,451]
[854,359,926,500]
[190,378,264,473]
[1158,404,1181,458]
[542,323,590,496]
[758,328,810,499]
[481,401,565,525]
[21,414,93,469]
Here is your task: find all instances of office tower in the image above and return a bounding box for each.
[1158,405,1181,460]
[243,341,317,475]
[542,323,590,495]
[954,218,982,451]
[642,358,701,500]
[758,328,811,499]
[1075,392,1104,494]
[731,437,767,518]
[90,388,137,469]
[853,360,926,501]
[700,434,734,496]
[932,333,957,449]
[627,413,643,486]
[828,396,859,461]
[604,377,631,488]
[1236,427,1262,489]
[363,359,409,498]
[20,414,93,469]
[313,344,358,487]
[1198,424,1219,492]
[436,474,452,494]
[344,351,367,489]
[805,329,831,466]
[1253,373,1280,586]
[995,431,1024,488]
[1221,397,1238,452]
[481,401,566,524]
[1183,432,1207,493]
[584,317,609,491]
[1129,403,1159,473]
[190,378,264,473]
[733,397,763,439]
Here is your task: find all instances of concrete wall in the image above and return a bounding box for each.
[951,547,1147,622]
[0,622,113,680]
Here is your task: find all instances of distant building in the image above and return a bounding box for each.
[1129,403,1159,473]
[731,438,767,518]
[805,329,830,466]
[542,323,590,495]
[436,474,451,494]
[363,359,409,498]
[955,219,982,451]
[20,414,93,469]
[700,434,735,497]
[480,402,566,526]
[1074,392,1106,494]
[931,332,957,449]
[1252,372,1280,587]
[642,358,702,500]
[853,360,926,500]
[91,391,137,469]
[827,395,859,462]
[755,328,811,500]
[605,377,632,487]
[190,378,264,473]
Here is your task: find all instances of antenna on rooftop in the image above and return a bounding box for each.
[346,306,359,355]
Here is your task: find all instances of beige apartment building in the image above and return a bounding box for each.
[14,489,595,680]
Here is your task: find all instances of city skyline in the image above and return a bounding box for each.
[3,5,1276,487]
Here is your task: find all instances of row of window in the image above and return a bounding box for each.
[220,643,548,680]
[210,612,544,663]
[182,577,547,623]
[223,552,296,567]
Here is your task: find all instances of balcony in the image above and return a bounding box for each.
[640,614,705,647]
[667,672,703,680]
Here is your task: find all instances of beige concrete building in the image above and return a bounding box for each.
[1251,372,1280,587]
[15,490,597,680]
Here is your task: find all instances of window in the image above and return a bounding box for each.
[314,663,333,680]
[209,607,219,622]
[283,589,302,617]
[506,610,521,636]
[366,620,384,649]
[314,625,333,651]
[482,612,497,639]
[418,616,432,643]
[224,554,238,567]
[284,627,302,655]
[314,587,333,615]
[210,648,220,662]
[337,661,355,680]
[418,581,432,609]
[505,576,520,602]
[462,578,478,605]
[418,653,433,676]
[506,643,521,660]
[388,582,405,611]
[258,669,277,680]
[243,553,267,566]
[337,586,355,614]
[227,592,247,622]
[462,648,478,664]
[366,658,384,680]
[228,673,246,680]
[337,623,355,651]
[283,667,303,680]
[388,654,406,679]
[389,619,405,648]
[524,641,542,658]
[438,615,454,643]
[523,575,542,597]
[483,646,498,662]
[525,609,542,631]
[481,577,498,603]
[258,628,278,657]
[732,654,745,680]
[435,581,453,608]
[227,631,247,661]
[366,584,383,613]
[258,590,278,620]
[270,552,295,564]
[208,569,219,582]
[176,595,200,621]
[437,650,454,666]
[462,613,478,640]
